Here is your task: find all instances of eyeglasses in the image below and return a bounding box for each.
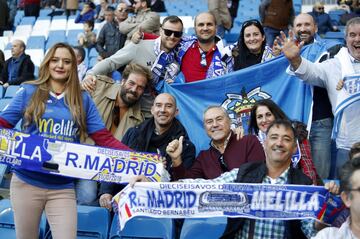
[349,188,360,192]
[218,155,228,172]
[317,7,324,10]
[162,28,183,38]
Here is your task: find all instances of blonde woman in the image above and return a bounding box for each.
[0,42,129,239]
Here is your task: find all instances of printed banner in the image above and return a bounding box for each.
[114,182,347,230]
[0,128,168,183]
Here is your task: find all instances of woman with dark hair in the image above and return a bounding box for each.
[231,19,280,71]
[248,99,321,184]
[0,42,129,239]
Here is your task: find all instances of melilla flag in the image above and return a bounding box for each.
[162,53,314,152]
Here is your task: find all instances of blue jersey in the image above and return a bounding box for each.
[0,84,106,189]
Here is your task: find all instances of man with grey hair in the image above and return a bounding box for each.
[166,105,265,180]
[281,17,360,177]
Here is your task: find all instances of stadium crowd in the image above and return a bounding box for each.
[0,0,360,238]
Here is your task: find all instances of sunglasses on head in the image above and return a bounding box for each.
[242,19,261,28]
[162,28,183,38]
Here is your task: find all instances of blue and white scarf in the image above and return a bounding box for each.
[176,36,232,79]
[151,37,179,90]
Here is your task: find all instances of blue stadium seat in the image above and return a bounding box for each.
[27,36,46,49]
[0,86,4,99]
[117,216,174,239]
[4,86,20,98]
[224,33,239,44]
[109,214,120,239]
[14,10,24,27]
[39,8,54,17]
[180,217,227,239]
[46,31,66,50]
[323,31,345,44]
[20,16,36,26]
[0,199,47,239]
[0,99,12,111]
[77,205,110,239]
[52,15,67,20]
[329,14,341,25]
[67,29,83,46]
[328,9,347,16]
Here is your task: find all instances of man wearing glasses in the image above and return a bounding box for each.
[119,0,160,40]
[308,2,338,37]
[83,15,184,118]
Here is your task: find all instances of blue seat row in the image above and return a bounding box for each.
[0,198,228,239]
[0,85,20,100]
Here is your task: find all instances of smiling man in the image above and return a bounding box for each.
[167,106,265,180]
[98,93,196,210]
[281,17,360,178]
[83,15,184,118]
[174,119,322,238]
[179,12,231,83]
[290,13,336,180]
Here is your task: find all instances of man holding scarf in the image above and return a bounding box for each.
[82,15,184,118]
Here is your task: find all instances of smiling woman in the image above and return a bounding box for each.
[0,42,130,239]
[231,19,280,71]
[247,99,321,185]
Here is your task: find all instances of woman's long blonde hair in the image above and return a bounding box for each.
[23,42,87,140]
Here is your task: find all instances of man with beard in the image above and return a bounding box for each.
[286,13,340,179]
[76,63,152,206]
[179,12,230,83]
[98,93,195,210]
[82,15,184,118]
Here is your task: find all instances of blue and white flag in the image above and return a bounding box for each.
[163,54,313,152]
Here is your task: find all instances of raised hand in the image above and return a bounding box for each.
[131,27,144,44]
[277,30,304,70]
[166,136,184,167]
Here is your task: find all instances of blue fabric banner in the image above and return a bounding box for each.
[114,182,347,230]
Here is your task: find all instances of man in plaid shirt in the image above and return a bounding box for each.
[178,119,332,239]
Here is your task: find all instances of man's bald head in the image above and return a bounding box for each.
[293,13,318,45]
